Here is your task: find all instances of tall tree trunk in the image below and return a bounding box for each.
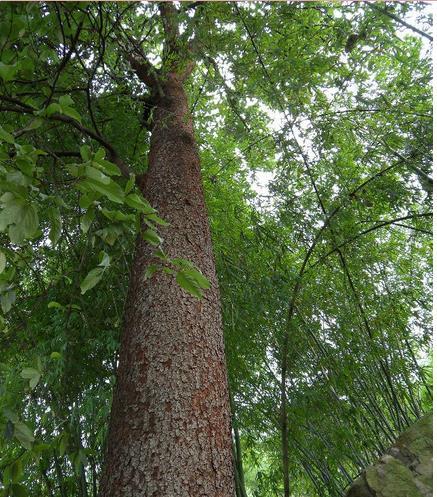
[98,72,235,496]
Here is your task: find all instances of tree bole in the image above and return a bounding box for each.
[98,75,235,497]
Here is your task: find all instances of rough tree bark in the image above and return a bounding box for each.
[98,5,236,497]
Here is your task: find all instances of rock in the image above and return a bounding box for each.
[345,412,432,497]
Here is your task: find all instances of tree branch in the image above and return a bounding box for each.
[0,99,131,178]
[159,1,180,56]
[50,115,131,178]
[127,54,164,98]
[367,3,433,42]
[311,212,432,268]
[204,54,250,132]
[44,11,85,105]
[158,2,195,82]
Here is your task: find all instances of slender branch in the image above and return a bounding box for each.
[50,151,82,159]
[204,54,250,132]
[367,3,432,42]
[0,94,33,109]
[391,222,432,235]
[51,114,131,178]
[314,107,432,120]
[108,14,162,91]
[44,11,85,105]
[0,100,131,178]
[311,212,432,268]
[382,141,433,192]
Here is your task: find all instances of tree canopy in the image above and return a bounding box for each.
[0,2,432,497]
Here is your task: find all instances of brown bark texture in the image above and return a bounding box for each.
[98,73,235,497]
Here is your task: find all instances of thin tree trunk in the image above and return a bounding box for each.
[74,423,88,497]
[280,354,290,497]
[89,456,97,497]
[79,463,88,497]
[53,453,67,497]
[232,441,243,497]
[233,422,248,497]
[99,72,235,496]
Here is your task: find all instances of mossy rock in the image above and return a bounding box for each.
[345,413,432,497]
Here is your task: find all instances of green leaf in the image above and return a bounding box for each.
[153,248,168,261]
[5,202,39,243]
[66,164,80,177]
[144,264,159,280]
[15,157,34,177]
[180,267,210,290]
[79,179,125,204]
[14,421,35,449]
[3,459,23,484]
[59,95,74,107]
[25,118,43,131]
[96,225,121,246]
[19,57,34,79]
[20,367,39,379]
[80,145,91,161]
[0,62,17,82]
[80,267,105,294]
[20,367,41,389]
[79,192,100,209]
[48,301,63,309]
[85,165,111,185]
[61,106,82,123]
[93,158,121,177]
[46,103,62,116]
[174,265,210,298]
[3,408,19,423]
[125,173,135,193]
[0,251,5,273]
[22,203,39,238]
[94,148,105,161]
[7,170,30,186]
[146,212,169,226]
[29,375,40,390]
[125,193,155,213]
[50,351,61,360]
[80,207,95,234]
[0,197,23,231]
[98,251,111,268]
[11,460,23,483]
[176,270,202,298]
[142,228,162,246]
[8,224,24,245]
[1,291,16,314]
[1,199,40,242]
[0,125,14,144]
[101,208,135,223]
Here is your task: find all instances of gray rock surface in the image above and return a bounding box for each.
[345,412,432,497]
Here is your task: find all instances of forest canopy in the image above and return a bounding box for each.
[0,2,432,497]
